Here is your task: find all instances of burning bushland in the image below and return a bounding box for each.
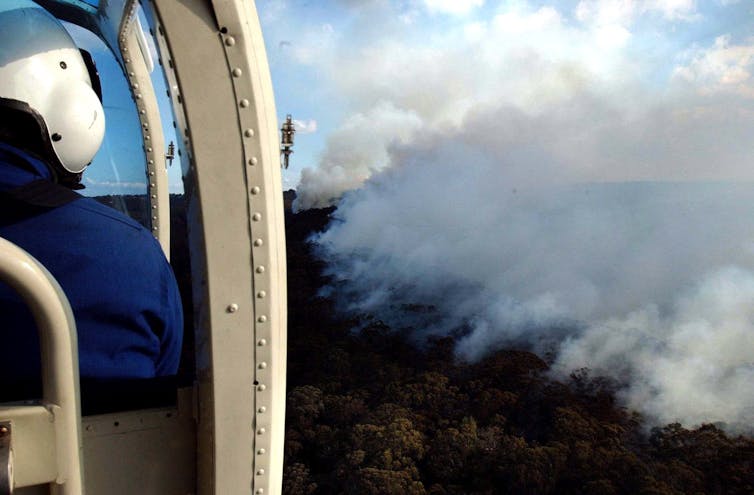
[284,194,754,495]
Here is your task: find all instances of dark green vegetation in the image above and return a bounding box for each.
[284,192,754,495]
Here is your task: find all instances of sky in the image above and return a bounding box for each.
[258,0,754,203]
[259,1,754,432]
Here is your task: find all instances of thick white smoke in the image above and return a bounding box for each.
[295,102,422,210]
[554,267,754,433]
[313,93,754,432]
[264,1,754,431]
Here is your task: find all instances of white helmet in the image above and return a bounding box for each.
[0,0,105,182]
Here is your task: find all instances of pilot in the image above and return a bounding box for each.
[0,1,183,393]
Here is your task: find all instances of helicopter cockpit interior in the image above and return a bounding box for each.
[0,1,287,493]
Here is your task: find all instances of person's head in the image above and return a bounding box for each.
[0,0,105,188]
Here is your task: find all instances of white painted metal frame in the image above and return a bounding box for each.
[120,1,171,256]
[0,238,83,494]
[146,0,287,493]
[80,388,196,495]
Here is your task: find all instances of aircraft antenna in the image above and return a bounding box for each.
[280,114,295,169]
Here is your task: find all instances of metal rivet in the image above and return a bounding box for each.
[258,315,267,323]
[256,266,265,274]
[232,68,242,77]
[258,407,267,414]
[257,469,265,476]
[257,291,266,299]
[132,82,138,89]
[227,304,239,313]
[147,147,153,153]
[258,339,267,346]
[145,135,151,141]
[152,205,157,210]
[149,171,155,176]
[240,99,250,108]
[256,489,264,495]
[251,186,261,195]
[258,362,267,369]
[151,194,157,199]
[252,213,262,221]
[254,239,264,247]
[257,428,266,435]
[136,93,142,99]
[257,384,266,391]
[150,183,156,187]
[152,216,158,220]
[244,129,255,138]
[225,36,236,46]
[125,58,131,63]
[258,448,266,455]
[148,159,154,165]
[140,109,146,115]
[129,71,135,77]
[249,157,258,166]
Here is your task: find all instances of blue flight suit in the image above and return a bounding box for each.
[0,143,182,383]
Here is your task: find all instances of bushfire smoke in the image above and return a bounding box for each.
[264,1,754,432]
[314,128,754,432]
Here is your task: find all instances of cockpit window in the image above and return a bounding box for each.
[136,5,185,195]
[64,22,151,228]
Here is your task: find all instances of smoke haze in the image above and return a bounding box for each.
[315,144,754,433]
[262,1,754,432]
[311,97,754,432]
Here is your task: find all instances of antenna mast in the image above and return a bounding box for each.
[280,114,295,169]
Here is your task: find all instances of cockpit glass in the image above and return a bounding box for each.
[64,22,151,228]
[136,4,185,195]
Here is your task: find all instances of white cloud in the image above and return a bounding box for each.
[575,0,698,25]
[650,0,698,20]
[674,35,754,97]
[423,0,484,15]
[493,6,563,34]
[575,0,636,25]
[293,118,318,134]
[84,177,147,190]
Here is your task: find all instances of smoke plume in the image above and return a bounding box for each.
[313,89,754,432]
[264,1,754,432]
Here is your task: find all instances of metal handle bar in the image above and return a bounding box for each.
[0,238,83,494]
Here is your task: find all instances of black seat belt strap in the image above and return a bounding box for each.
[1,179,82,208]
